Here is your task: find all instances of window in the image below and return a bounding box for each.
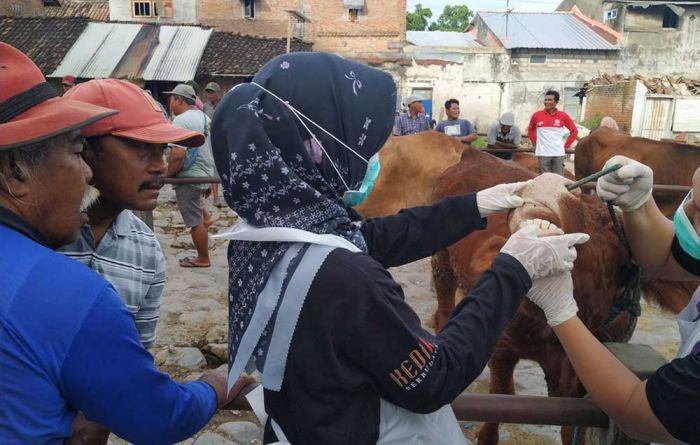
[348,8,360,22]
[530,54,546,64]
[663,7,680,29]
[133,1,150,17]
[603,9,617,22]
[132,1,157,17]
[244,0,255,19]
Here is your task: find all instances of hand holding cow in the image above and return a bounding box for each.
[499,222,589,279]
[597,155,653,212]
[526,270,577,327]
[476,180,532,217]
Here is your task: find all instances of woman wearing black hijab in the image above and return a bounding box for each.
[211,52,587,444]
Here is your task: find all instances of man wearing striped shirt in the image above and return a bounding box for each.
[528,90,578,175]
[59,79,206,348]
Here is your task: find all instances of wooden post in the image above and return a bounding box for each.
[286,16,293,53]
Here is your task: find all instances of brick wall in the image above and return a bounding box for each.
[0,0,44,16]
[197,0,406,54]
[584,81,637,132]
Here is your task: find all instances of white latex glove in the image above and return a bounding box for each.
[596,155,653,212]
[476,180,532,217]
[500,222,590,279]
[527,271,577,327]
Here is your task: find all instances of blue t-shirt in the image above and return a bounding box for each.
[435,119,475,138]
[0,220,216,444]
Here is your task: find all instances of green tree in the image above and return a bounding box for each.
[428,5,473,32]
[406,3,432,31]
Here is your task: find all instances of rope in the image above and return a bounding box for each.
[602,202,642,339]
[564,172,643,337]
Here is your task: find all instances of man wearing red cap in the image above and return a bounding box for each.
[58,78,204,349]
[62,75,76,94]
[0,43,245,443]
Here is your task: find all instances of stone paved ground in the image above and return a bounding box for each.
[108,182,681,445]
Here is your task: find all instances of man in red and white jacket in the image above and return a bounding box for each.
[528,90,578,175]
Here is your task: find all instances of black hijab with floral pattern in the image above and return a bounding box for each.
[211,52,396,387]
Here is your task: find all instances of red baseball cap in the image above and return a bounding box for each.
[64,79,205,147]
[62,75,76,86]
[0,43,116,151]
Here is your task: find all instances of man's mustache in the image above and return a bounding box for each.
[139,176,165,190]
[80,186,100,212]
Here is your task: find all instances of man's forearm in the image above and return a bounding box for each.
[166,147,186,177]
[553,317,681,444]
[490,142,518,150]
[621,199,684,278]
[462,133,478,143]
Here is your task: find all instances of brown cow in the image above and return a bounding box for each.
[354,132,465,218]
[431,146,693,445]
[575,127,699,217]
[355,132,553,218]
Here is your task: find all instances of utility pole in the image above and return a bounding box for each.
[505,0,510,41]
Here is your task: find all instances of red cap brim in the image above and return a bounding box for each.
[0,97,117,150]
[111,121,205,147]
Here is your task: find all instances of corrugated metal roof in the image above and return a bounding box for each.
[51,22,212,81]
[478,12,619,50]
[406,31,482,48]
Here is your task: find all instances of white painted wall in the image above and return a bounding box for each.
[384,47,617,135]
[630,80,648,137]
[619,6,700,77]
[110,0,196,23]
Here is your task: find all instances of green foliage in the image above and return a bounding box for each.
[407,3,432,31]
[428,5,473,32]
[583,112,603,130]
[472,136,487,149]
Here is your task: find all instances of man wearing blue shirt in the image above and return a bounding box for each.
[394,95,431,136]
[436,99,478,144]
[0,43,242,444]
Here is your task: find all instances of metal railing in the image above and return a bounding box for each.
[161,177,690,193]
[223,384,609,429]
[479,147,576,154]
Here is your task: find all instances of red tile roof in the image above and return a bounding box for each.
[0,16,89,74]
[198,32,313,77]
[44,1,110,21]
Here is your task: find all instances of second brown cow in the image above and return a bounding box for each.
[431,146,692,444]
[575,127,699,217]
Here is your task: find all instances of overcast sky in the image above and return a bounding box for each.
[407,0,563,17]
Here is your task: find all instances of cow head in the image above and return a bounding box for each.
[508,173,584,235]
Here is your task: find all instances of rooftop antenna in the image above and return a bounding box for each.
[505,0,513,40]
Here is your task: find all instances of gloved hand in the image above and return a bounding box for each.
[596,155,653,212]
[500,222,590,279]
[527,271,577,327]
[476,180,532,217]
